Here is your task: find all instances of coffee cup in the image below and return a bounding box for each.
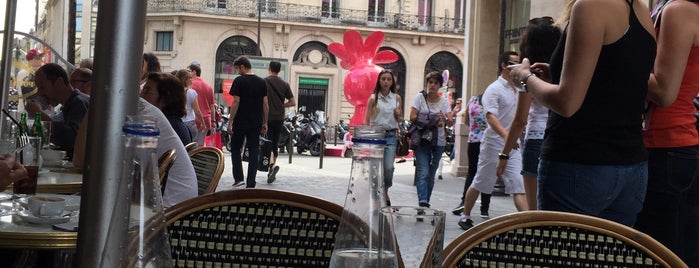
[28,196,66,217]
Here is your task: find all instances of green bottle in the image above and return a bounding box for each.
[30,112,44,145]
[19,112,29,136]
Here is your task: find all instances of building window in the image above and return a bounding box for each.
[418,0,433,27]
[454,0,465,29]
[261,0,277,14]
[368,0,385,22]
[156,31,173,51]
[322,0,340,18]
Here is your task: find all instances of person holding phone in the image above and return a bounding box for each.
[508,0,656,226]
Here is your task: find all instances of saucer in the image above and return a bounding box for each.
[17,210,71,224]
[17,194,80,211]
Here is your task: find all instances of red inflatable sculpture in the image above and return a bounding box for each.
[328,30,398,126]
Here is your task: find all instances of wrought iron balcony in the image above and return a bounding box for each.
[147,0,465,35]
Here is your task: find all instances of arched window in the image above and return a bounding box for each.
[214,35,260,93]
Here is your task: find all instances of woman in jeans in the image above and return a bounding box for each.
[509,0,655,226]
[637,1,699,265]
[365,69,402,206]
[409,71,452,208]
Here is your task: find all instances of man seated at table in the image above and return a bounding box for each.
[73,98,198,207]
[0,154,27,191]
[26,63,90,160]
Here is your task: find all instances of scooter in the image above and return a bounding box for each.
[277,112,298,153]
[295,112,323,156]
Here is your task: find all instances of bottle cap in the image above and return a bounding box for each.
[351,137,387,144]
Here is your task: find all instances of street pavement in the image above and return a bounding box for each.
[214,148,519,249]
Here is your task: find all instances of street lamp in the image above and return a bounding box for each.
[257,0,261,55]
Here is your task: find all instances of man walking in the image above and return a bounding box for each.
[264,60,295,183]
[458,51,528,230]
[188,62,215,146]
[227,56,268,188]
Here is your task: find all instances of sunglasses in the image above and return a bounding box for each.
[507,61,519,66]
[529,16,554,25]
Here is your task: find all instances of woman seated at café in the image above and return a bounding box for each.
[140,72,192,145]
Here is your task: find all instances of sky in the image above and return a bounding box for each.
[0,0,38,33]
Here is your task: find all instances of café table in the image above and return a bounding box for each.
[6,165,83,195]
[0,193,80,249]
[0,193,80,267]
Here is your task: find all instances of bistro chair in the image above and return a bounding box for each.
[187,146,224,194]
[161,189,367,267]
[157,149,177,194]
[184,142,198,152]
[442,210,687,268]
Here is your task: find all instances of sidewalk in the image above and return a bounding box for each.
[214,149,519,248]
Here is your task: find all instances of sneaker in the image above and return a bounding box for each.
[232,181,245,187]
[458,218,474,230]
[267,165,280,183]
[438,175,443,180]
[451,204,464,216]
[480,211,490,219]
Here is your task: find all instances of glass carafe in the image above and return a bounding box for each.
[120,115,172,268]
[329,125,398,267]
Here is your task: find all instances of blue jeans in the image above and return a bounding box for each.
[636,146,699,267]
[383,131,397,188]
[521,138,543,177]
[537,159,647,227]
[414,145,445,205]
[230,124,262,188]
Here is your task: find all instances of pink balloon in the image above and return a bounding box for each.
[374,50,399,64]
[343,65,382,125]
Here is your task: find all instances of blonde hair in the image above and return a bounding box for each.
[555,0,576,28]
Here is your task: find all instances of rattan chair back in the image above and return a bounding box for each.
[157,149,177,194]
[442,210,687,268]
[187,146,224,195]
[184,142,198,152]
[164,189,366,267]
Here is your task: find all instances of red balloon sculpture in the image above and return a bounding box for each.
[328,30,398,126]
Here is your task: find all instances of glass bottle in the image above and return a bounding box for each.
[119,115,172,268]
[30,112,44,144]
[329,125,398,268]
[19,112,29,136]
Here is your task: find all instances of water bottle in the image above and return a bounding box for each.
[329,125,398,267]
[120,115,172,268]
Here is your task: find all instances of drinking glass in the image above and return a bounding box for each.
[14,136,41,195]
[380,206,446,268]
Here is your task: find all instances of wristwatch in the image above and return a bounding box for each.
[519,73,535,92]
[498,153,509,160]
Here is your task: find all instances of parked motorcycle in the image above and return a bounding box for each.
[276,112,298,153]
[219,110,231,152]
[295,112,323,156]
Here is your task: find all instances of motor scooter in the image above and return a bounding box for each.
[295,111,323,156]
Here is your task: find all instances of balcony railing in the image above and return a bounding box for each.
[147,0,465,35]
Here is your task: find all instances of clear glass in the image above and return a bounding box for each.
[330,125,398,268]
[120,115,172,268]
[380,206,446,267]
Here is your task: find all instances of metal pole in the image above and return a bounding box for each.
[319,126,324,169]
[288,127,293,164]
[0,0,18,138]
[257,0,262,55]
[75,0,146,266]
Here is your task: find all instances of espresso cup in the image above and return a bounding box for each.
[28,196,66,217]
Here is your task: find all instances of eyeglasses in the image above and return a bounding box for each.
[529,16,554,25]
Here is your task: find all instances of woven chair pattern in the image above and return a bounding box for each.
[457,226,662,267]
[188,147,224,195]
[167,198,344,267]
[158,149,177,194]
[443,211,687,268]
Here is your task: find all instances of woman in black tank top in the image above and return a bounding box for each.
[507,0,656,227]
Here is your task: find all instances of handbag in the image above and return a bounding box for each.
[396,132,409,157]
[204,128,223,150]
[241,135,272,172]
